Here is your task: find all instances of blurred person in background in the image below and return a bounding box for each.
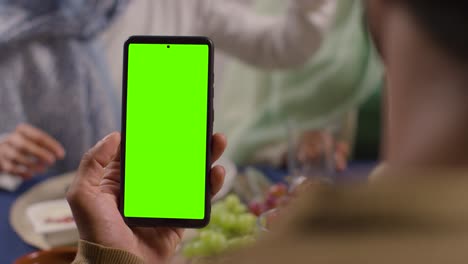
[100,0,348,168]
[102,0,336,85]
[0,0,125,189]
[216,0,383,170]
[67,0,468,263]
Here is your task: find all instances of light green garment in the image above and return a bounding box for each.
[215,0,383,165]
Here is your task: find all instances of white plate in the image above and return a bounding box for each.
[11,172,77,249]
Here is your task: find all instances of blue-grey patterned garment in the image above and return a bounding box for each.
[0,0,126,175]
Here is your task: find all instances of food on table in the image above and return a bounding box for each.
[183,194,257,258]
[247,201,264,217]
[184,183,294,258]
[45,216,75,224]
[248,183,289,216]
[26,199,79,247]
[268,183,288,198]
[26,199,77,233]
[232,167,272,202]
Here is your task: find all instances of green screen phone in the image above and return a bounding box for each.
[120,36,214,228]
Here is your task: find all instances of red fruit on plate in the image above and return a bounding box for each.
[248,202,263,216]
[265,196,278,210]
[268,183,288,198]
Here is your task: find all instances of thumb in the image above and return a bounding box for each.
[78,132,121,183]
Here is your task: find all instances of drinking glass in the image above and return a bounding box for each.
[287,120,337,189]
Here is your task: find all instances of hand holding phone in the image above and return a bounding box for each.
[67,132,227,263]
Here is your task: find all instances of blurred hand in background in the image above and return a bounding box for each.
[297,130,350,173]
[0,124,65,179]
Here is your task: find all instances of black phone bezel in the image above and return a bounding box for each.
[120,36,215,228]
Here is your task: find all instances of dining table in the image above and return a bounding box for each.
[0,174,51,264]
[0,161,375,264]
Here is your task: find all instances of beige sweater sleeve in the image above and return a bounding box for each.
[72,240,145,264]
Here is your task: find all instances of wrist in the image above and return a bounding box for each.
[77,229,144,262]
[73,240,145,264]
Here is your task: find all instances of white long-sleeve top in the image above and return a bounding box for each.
[194,0,335,68]
[101,0,336,91]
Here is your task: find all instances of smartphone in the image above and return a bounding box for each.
[120,36,214,228]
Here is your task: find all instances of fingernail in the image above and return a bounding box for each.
[101,132,119,143]
[99,134,113,144]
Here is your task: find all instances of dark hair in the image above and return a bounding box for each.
[403,2,468,61]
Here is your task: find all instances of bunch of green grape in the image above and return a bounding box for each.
[183,194,257,258]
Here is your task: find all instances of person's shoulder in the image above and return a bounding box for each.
[217,166,468,263]
[289,165,468,234]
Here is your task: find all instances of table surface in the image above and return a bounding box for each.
[0,162,376,264]
[0,174,50,264]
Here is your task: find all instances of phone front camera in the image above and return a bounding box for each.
[167,45,170,48]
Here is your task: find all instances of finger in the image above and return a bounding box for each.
[99,143,121,197]
[210,133,227,164]
[105,161,121,171]
[336,141,350,157]
[16,124,66,159]
[1,143,38,168]
[77,132,121,184]
[87,132,120,167]
[0,145,45,177]
[32,163,48,174]
[13,162,34,179]
[1,160,33,179]
[102,161,121,183]
[8,134,56,165]
[210,165,225,197]
[335,153,347,172]
[112,144,121,162]
[100,162,121,197]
